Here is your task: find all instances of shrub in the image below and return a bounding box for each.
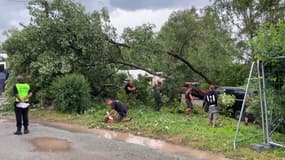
[99,73,127,99]
[117,88,128,103]
[50,74,91,114]
[218,93,236,113]
[133,76,154,106]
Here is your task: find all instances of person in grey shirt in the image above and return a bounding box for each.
[153,81,162,111]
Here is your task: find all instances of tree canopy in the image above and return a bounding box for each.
[3,0,119,101]
[1,0,256,105]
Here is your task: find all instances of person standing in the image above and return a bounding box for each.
[153,81,162,111]
[105,99,131,122]
[124,79,136,102]
[0,72,6,95]
[13,75,32,135]
[124,79,136,94]
[185,84,193,115]
[203,84,218,127]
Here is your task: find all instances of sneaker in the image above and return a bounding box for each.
[24,129,29,134]
[14,131,22,135]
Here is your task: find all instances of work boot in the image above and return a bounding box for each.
[14,130,22,135]
[24,128,29,134]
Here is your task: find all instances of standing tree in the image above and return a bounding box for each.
[2,0,120,103]
[213,0,285,58]
[250,21,285,132]
[158,7,244,85]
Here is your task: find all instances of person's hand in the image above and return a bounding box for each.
[105,112,109,117]
[19,99,25,103]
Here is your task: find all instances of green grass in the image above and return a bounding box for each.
[29,105,285,160]
[0,103,14,116]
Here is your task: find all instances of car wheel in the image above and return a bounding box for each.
[235,110,241,120]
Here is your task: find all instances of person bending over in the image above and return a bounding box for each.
[105,99,131,122]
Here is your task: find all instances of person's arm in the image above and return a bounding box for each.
[188,92,193,102]
[105,102,117,117]
[202,95,207,108]
[105,109,116,118]
[127,86,136,91]
[215,93,218,106]
[13,86,24,103]
[109,109,117,116]
[15,94,24,103]
[24,92,33,101]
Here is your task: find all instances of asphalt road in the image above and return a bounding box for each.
[0,118,201,160]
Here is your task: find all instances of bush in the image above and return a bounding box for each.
[218,93,236,113]
[99,73,127,99]
[50,74,91,114]
[162,77,183,104]
[133,76,154,106]
[117,88,128,103]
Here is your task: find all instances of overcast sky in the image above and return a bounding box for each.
[0,0,211,43]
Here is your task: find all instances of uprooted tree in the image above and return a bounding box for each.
[2,0,247,106]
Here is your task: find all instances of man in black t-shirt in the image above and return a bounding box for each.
[203,84,218,127]
[105,99,131,122]
[124,80,136,94]
[124,80,136,102]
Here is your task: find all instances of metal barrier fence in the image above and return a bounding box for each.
[234,57,285,150]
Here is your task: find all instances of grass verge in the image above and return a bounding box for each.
[27,105,285,160]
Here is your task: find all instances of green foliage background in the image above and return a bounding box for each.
[49,74,91,114]
[1,0,285,159]
[250,21,285,132]
[0,0,279,120]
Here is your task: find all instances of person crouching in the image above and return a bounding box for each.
[105,99,131,122]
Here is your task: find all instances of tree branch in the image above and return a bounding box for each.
[107,38,130,48]
[167,51,214,84]
[105,39,212,84]
[110,60,164,78]
[102,65,124,82]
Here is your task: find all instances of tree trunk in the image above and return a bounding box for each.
[107,39,212,84]
[110,60,164,78]
[167,51,214,84]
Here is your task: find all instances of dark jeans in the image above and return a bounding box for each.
[155,97,162,111]
[118,112,127,122]
[14,103,29,131]
[126,93,135,103]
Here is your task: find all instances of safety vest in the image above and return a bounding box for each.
[15,83,30,102]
